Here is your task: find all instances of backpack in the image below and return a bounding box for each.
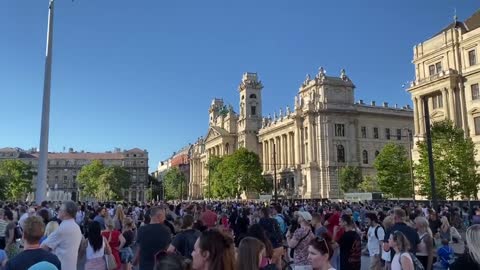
[279,213,291,227]
[374,225,384,240]
[13,223,22,240]
[399,252,425,270]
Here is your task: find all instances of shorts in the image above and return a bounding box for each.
[120,247,133,263]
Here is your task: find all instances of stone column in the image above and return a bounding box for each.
[449,87,457,125]
[459,86,469,132]
[442,88,450,119]
[419,97,425,134]
[413,97,420,135]
[286,134,290,167]
[294,120,301,165]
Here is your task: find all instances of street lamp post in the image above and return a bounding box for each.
[404,128,415,203]
[423,97,438,210]
[36,0,55,204]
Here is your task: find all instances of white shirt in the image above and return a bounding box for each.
[367,225,384,256]
[86,240,105,260]
[391,252,412,270]
[42,218,82,270]
[18,213,29,229]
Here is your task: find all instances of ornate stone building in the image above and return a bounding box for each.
[189,69,413,199]
[408,11,480,161]
[0,147,149,201]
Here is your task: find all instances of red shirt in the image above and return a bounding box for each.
[201,210,217,228]
[327,212,340,236]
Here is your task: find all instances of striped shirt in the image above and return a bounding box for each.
[0,219,8,237]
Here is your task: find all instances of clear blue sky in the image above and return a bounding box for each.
[1,0,478,172]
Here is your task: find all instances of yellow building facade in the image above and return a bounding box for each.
[190,69,413,199]
[408,11,480,161]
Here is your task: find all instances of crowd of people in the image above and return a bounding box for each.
[0,199,478,270]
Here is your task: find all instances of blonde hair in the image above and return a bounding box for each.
[44,221,59,237]
[392,231,411,252]
[466,224,480,265]
[440,216,450,226]
[115,205,125,223]
[383,215,394,230]
[105,217,115,230]
[414,216,433,237]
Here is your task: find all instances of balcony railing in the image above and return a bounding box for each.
[411,69,457,87]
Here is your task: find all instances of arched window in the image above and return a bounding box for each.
[375,151,380,158]
[225,143,230,155]
[249,94,257,99]
[362,150,368,164]
[337,145,345,163]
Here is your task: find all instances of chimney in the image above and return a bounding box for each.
[359,99,364,105]
[406,104,411,109]
[68,148,74,153]
[371,101,376,106]
[395,104,398,108]
[383,102,388,107]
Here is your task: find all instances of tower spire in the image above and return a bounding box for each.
[453,8,458,23]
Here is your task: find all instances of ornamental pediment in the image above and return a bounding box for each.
[469,107,480,115]
[430,110,445,119]
[204,126,229,143]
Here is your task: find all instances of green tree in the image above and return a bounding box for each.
[339,166,362,193]
[77,160,105,199]
[359,175,379,193]
[0,160,35,200]
[204,156,224,199]
[209,148,269,199]
[415,120,480,200]
[163,167,186,200]
[374,143,412,198]
[99,166,131,200]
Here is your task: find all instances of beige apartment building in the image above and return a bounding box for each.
[408,11,480,161]
[0,147,149,201]
[189,70,413,199]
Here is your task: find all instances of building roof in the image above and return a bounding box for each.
[31,152,125,160]
[433,9,480,37]
[0,147,21,152]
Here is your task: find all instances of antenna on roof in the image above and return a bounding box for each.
[454,8,458,23]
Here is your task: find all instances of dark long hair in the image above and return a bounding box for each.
[87,221,103,252]
[247,223,273,258]
[198,229,235,270]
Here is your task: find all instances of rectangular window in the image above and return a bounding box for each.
[335,124,345,137]
[361,126,367,138]
[469,49,477,66]
[251,106,256,116]
[432,93,443,109]
[385,128,391,140]
[472,84,480,100]
[396,129,402,140]
[373,127,379,139]
[435,62,442,73]
[429,64,435,76]
[475,117,480,135]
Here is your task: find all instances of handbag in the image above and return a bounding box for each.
[104,233,118,270]
[289,231,310,258]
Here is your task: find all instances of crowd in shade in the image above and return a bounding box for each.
[0,199,479,270]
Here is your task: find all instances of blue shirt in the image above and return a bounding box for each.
[274,214,287,235]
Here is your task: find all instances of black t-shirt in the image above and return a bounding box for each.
[429,219,441,234]
[450,253,480,270]
[137,223,172,270]
[123,229,134,247]
[172,229,201,259]
[338,230,361,270]
[384,222,420,258]
[6,248,61,270]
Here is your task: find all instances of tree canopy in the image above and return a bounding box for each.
[415,120,480,200]
[374,142,412,198]
[163,167,186,200]
[77,160,131,200]
[339,166,362,193]
[208,148,271,199]
[0,160,35,200]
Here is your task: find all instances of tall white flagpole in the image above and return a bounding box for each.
[36,0,55,204]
